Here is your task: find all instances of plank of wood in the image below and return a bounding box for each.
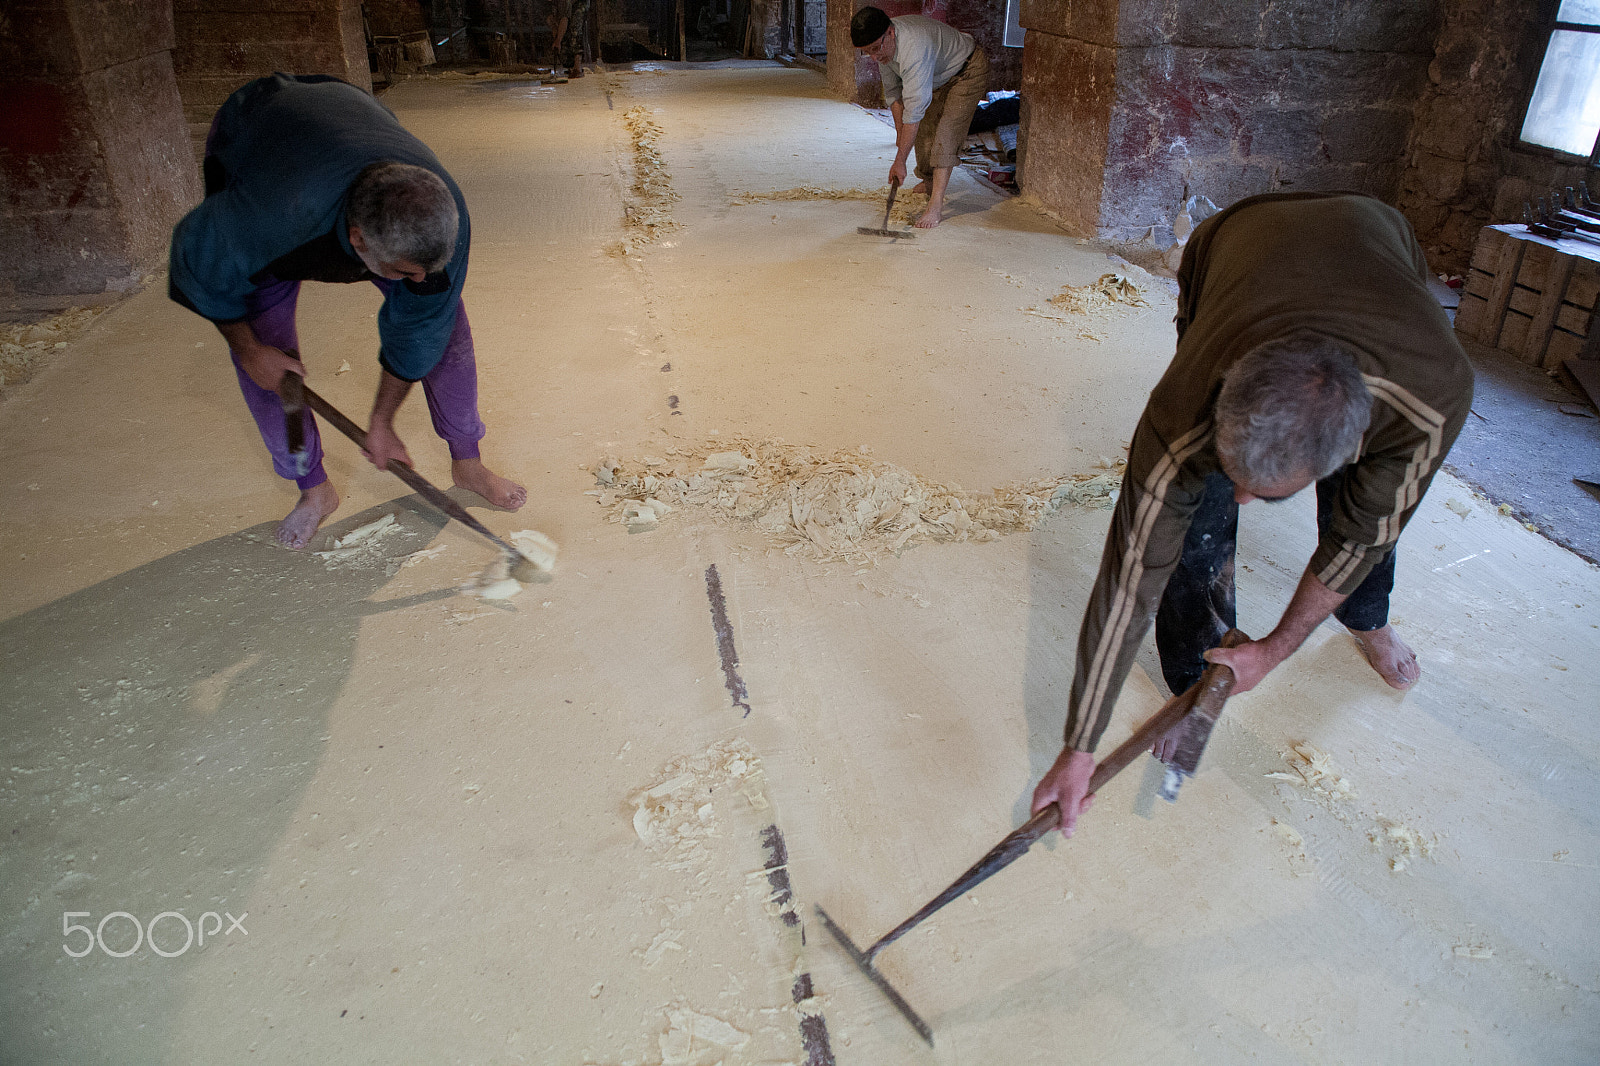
[1499,310,1532,356]
[1527,253,1578,367]
[1469,227,1507,272]
[1480,235,1528,345]
[1455,293,1487,337]
[1548,329,1585,365]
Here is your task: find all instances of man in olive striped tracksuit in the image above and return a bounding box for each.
[1032,192,1474,835]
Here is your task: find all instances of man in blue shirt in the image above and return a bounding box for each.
[171,73,525,549]
[852,7,989,229]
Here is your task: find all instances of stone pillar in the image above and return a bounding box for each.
[825,0,878,104]
[0,0,202,304]
[173,0,372,159]
[1018,0,1437,242]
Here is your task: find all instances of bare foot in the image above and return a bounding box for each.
[909,180,930,195]
[277,481,340,550]
[453,457,527,511]
[1349,624,1420,690]
[914,204,943,229]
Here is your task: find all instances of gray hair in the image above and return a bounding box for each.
[347,162,459,273]
[1214,331,1372,487]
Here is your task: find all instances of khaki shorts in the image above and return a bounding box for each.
[914,45,990,179]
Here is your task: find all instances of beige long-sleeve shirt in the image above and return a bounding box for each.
[877,15,975,124]
[1064,192,1474,753]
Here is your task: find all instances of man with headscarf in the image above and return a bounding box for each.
[851,6,989,229]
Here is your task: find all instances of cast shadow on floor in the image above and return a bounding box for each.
[0,496,454,1064]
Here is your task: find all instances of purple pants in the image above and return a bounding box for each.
[230,276,487,489]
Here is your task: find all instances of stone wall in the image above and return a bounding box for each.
[1017,0,1437,242]
[1396,0,1585,276]
[0,0,202,302]
[173,0,370,159]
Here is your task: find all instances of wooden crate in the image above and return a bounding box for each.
[1455,225,1600,368]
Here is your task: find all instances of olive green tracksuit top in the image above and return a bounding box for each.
[1064,191,1474,754]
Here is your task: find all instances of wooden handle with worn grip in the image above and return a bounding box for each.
[296,380,524,561]
[861,628,1248,961]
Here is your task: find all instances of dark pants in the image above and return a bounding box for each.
[1154,470,1397,695]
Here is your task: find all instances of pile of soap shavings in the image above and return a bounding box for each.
[1266,742,1440,874]
[594,437,1123,563]
[1029,272,1156,341]
[631,741,769,873]
[731,185,919,226]
[655,1005,750,1065]
[313,513,405,571]
[1267,741,1358,801]
[610,105,679,255]
[1,306,106,390]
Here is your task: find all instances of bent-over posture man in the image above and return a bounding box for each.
[851,7,989,229]
[170,73,525,549]
[1032,192,1474,835]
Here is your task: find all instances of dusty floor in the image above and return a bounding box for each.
[2,66,1598,1065]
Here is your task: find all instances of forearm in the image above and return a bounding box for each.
[889,102,916,163]
[1260,565,1348,666]
[370,369,414,431]
[217,320,305,391]
[216,320,267,356]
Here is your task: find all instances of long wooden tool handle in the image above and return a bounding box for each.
[863,629,1247,962]
[884,174,900,230]
[299,382,520,558]
[279,371,307,456]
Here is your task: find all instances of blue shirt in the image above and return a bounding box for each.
[169,74,470,382]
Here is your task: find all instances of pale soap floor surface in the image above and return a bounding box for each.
[0,68,1596,1065]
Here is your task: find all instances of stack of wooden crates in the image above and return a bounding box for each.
[1455,224,1600,368]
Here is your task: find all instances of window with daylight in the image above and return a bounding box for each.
[1519,0,1600,162]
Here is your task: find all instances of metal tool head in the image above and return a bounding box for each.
[856,226,917,239]
[506,551,550,584]
[1158,630,1247,800]
[814,905,934,1046]
[278,371,311,477]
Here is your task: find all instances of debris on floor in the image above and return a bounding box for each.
[1371,816,1437,873]
[612,105,679,255]
[1267,741,1358,801]
[1046,272,1150,315]
[632,740,769,872]
[731,185,920,227]
[1,306,106,390]
[657,1004,751,1064]
[593,437,1123,562]
[313,513,406,570]
[1268,742,1441,873]
[399,544,448,568]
